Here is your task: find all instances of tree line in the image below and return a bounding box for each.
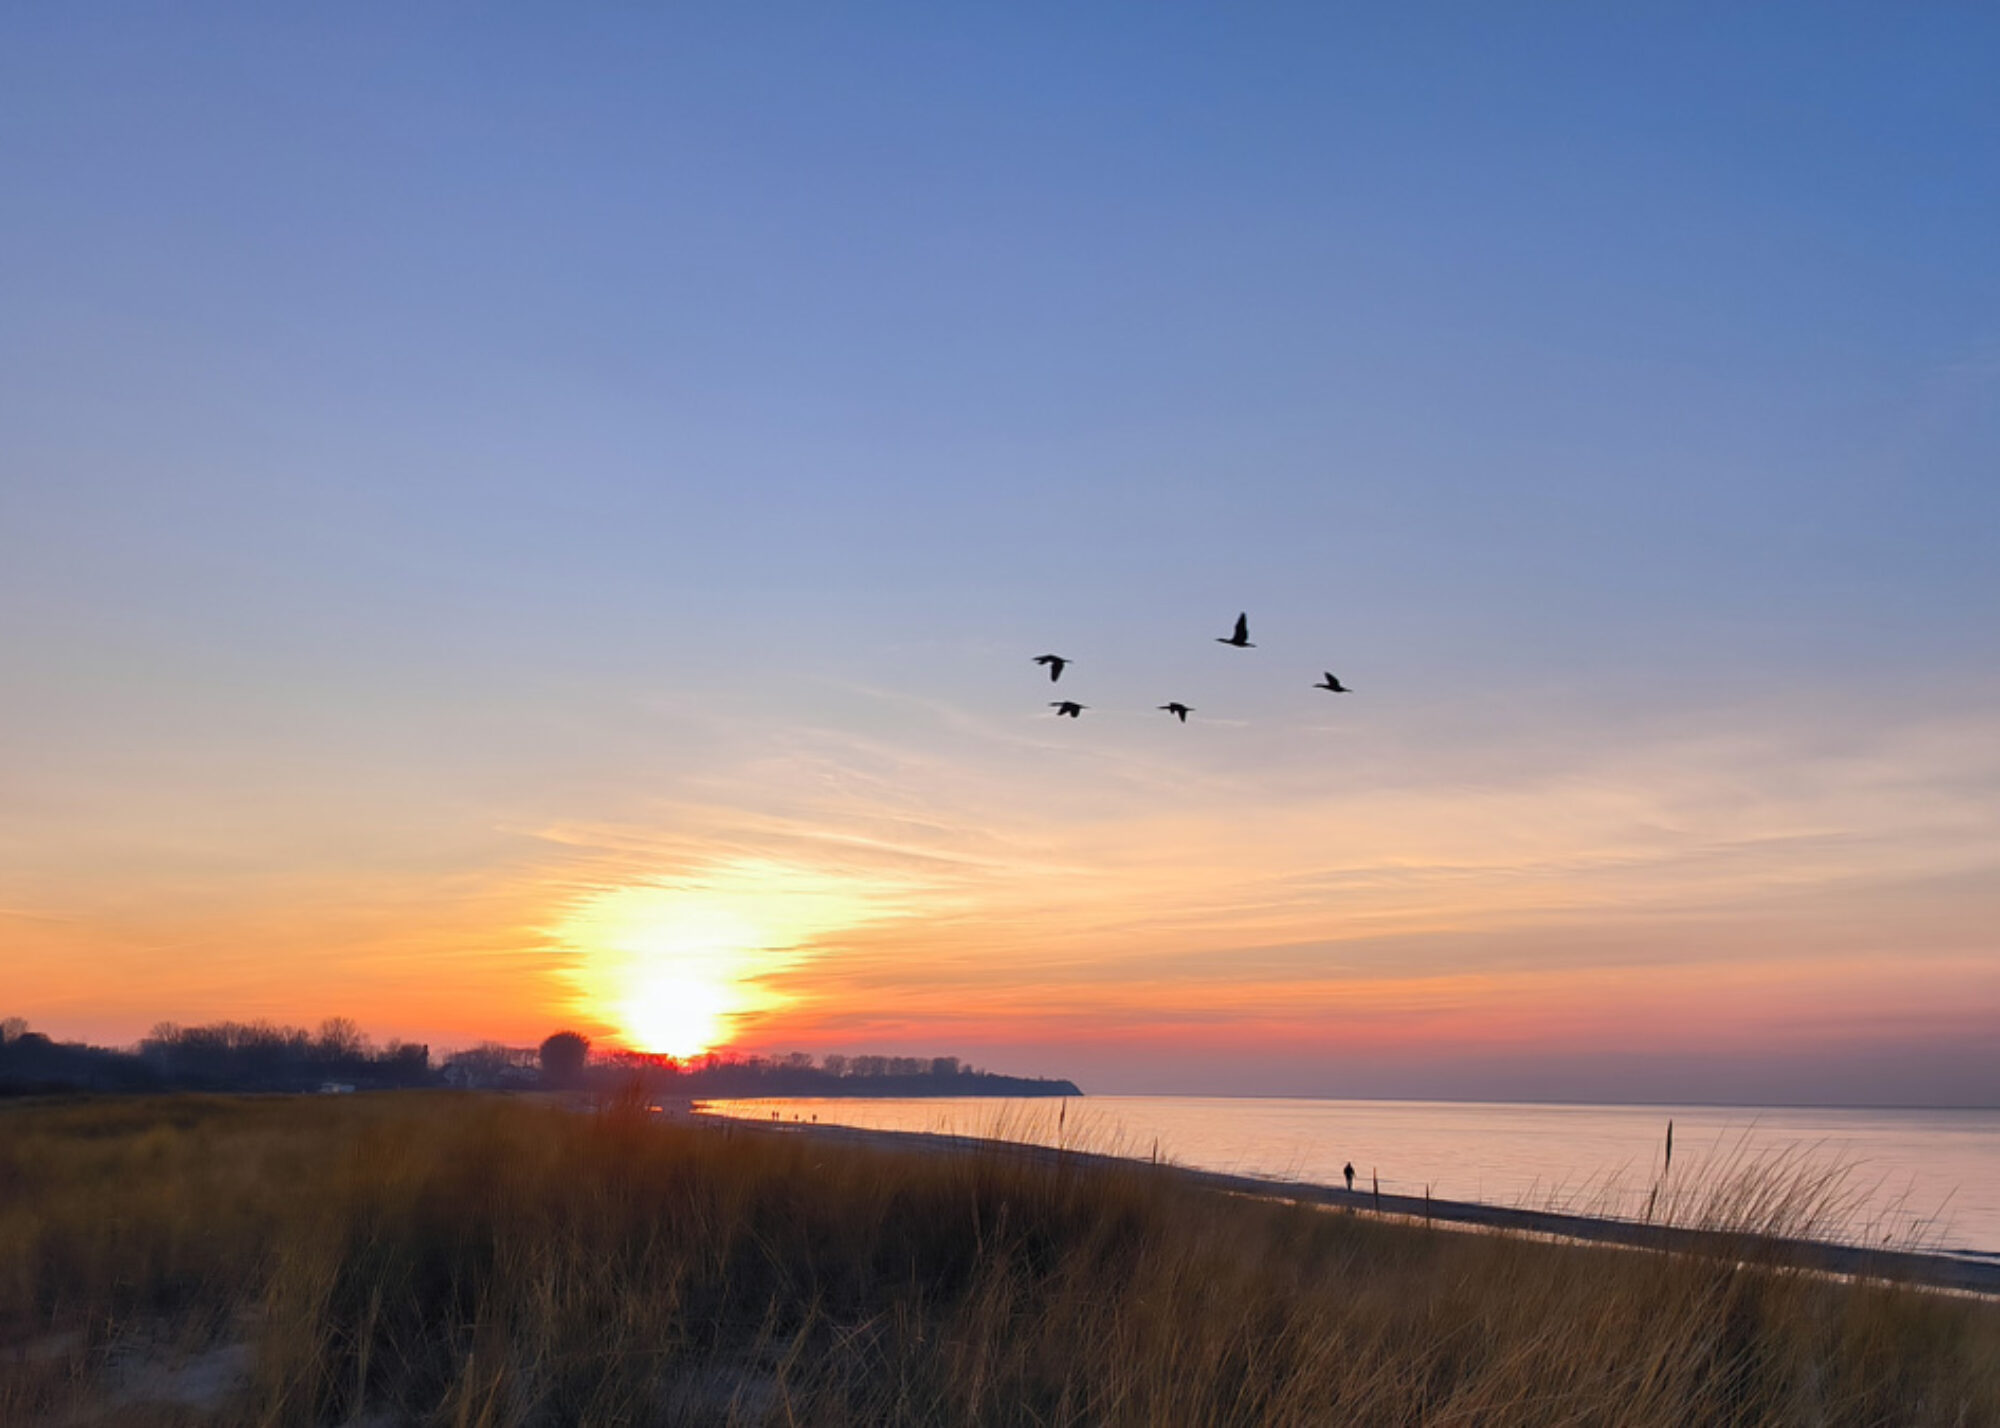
[0,1017,437,1094]
[568,1040,1079,1098]
[0,1019,1080,1099]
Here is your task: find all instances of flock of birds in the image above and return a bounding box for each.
[1033,612,1351,721]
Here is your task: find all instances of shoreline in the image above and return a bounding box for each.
[696,1110,2000,1297]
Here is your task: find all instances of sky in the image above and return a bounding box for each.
[3,6,1997,1105]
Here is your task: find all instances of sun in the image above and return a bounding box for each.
[559,888,777,1058]
[553,862,886,1059]
[613,964,732,1061]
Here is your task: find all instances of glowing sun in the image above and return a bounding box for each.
[555,862,884,1059]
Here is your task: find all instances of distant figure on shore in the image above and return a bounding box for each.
[1343,1162,1355,1192]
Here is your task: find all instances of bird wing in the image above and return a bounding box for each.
[1233,613,1249,641]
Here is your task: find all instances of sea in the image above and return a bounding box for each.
[701,1096,2000,1258]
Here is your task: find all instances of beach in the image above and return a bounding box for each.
[701,1094,2000,1257]
[705,1112,2000,1297]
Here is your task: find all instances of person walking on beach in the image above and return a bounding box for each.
[1343,1162,1355,1192]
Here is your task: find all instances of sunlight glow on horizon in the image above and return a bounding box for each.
[553,860,912,1058]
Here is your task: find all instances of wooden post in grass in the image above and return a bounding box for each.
[1373,1168,1380,1213]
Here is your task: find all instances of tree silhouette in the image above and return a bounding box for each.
[317,1017,368,1058]
[539,1031,591,1087]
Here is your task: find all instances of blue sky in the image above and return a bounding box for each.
[3,6,1997,1102]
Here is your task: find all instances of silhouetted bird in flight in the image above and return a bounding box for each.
[1050,700,1086,718]
[1032,654,1072,682]
[1158,702,1194,722]
[1216,612,1255,648]
[1314,672,1351,693]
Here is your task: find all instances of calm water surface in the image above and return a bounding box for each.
[704,1096,2000,1255]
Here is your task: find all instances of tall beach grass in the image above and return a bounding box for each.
[3,1092,1996,1426]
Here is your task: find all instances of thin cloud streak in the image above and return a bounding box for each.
[498,694,2000,1100]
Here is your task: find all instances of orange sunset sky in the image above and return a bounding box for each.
[5,8,1998,1104]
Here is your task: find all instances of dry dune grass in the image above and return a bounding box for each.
[2,1092,1996,1427]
